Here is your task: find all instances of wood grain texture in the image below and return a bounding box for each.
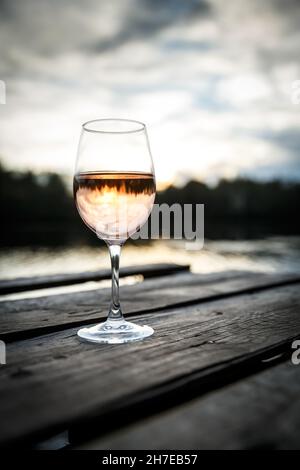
[1,271,299,342]
[79,360,300,450]
[0,263,190,295]
[0,282,300,447]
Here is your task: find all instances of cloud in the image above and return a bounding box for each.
[0,0,300,185]
[90,0,211,52]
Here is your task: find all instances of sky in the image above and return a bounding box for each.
[0,0,300,188]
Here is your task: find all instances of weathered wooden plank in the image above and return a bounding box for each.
[1,271,299,342]
[78,360,300,450]
[0,263,190,295]
[0,283,300,447]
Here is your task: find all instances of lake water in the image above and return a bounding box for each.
[1,236,300,280]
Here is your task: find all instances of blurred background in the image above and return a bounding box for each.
[0,0,300,281]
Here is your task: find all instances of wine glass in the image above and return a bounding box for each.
[73,119,156,344]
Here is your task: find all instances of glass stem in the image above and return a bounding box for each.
[107,244,124,322]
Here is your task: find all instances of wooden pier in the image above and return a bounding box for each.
[0,264,300,449]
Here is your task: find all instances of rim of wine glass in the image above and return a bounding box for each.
[82,118,146,134]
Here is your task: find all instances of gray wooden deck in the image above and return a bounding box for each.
[0,264,299,449]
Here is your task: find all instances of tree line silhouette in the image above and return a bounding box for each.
[157,178,300,220]
[1,162,299,246]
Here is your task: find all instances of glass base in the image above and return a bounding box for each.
[77,319,154,344]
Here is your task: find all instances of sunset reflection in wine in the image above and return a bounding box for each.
[74,171,155,242]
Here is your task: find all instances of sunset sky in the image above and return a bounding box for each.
[0,0,300,187]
